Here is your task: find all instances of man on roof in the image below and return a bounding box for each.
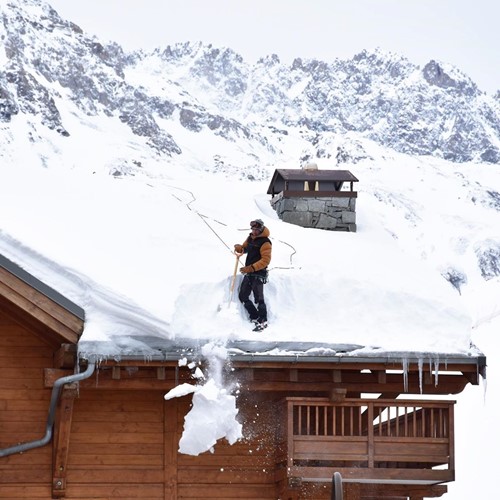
[234,219,272,332]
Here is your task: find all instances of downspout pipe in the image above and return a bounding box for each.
[0,362,96,458]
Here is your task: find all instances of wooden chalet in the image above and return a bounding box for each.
[0,253,487,500]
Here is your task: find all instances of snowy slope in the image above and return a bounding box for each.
[1,147,497,358]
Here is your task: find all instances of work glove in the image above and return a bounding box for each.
[240,265,254,274]
[234,244,244,253]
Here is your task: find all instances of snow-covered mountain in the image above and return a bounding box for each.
[1,0,500,179]
[1,0,499,296]
[0,0,497,316]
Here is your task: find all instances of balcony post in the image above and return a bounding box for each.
[367,402,374,468]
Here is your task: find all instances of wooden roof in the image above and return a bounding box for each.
[0,254,84,346]
[267,168,358,194]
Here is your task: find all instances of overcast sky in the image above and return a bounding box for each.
[49,0,499,94]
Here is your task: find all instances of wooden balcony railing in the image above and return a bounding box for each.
[276,397,455,485]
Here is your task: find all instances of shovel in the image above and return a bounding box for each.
[229,252,241,305]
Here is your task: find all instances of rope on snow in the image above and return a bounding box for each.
[165,184,299,268]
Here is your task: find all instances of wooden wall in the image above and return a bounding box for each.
[0,309,280,499]
[0,310,452,499]
[176,395,277,499]
[0,310,54,498]
[65,389,165,499]
[63,389,279,499]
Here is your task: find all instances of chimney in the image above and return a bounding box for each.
[302,162,318,171]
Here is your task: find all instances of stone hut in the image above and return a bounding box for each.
[267,164,359,231]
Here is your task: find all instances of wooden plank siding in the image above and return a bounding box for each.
[176,396,278,499]
[0,311,53,497]
[52,390,279,499]
[61,390,164,499]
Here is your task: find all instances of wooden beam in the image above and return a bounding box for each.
[44,367,469,395]
[0,290,79,346]
[359,483,447,498]
[98,358,484,380]
[52,386,77,498]
[97,359,180,368]
[281,190,358,198]
[53,344,77,369]
[0,267,83,343]
[462,371,481,385]
[378,393,401,400]
[45,369,71,387]
[44,367,192,388]
[0,294,67,347]
[375,370,387,384]
[240,377,468,395]
[328,388,347,402]
[164,399,178,499]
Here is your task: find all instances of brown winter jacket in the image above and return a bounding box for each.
[241,226,272,272]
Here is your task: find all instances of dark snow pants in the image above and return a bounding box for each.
[238,274,267,323]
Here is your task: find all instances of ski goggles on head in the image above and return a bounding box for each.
[250,219,264,229]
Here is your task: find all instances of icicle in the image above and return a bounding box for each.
[418,357,424,394]
[482,370,488,403]
[402,357,409,392]
[433,356,440,387]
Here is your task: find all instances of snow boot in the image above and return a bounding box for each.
[252,320,268,332]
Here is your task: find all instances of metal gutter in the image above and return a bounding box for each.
[0,362,96,458]
[84,352,485,368]
[226,352,487,367]
[78,337,486,371]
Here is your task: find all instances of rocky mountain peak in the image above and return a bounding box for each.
[0,0,499,168]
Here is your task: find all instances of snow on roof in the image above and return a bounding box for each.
[0,158,489,364]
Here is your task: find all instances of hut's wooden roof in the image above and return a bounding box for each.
[267,168,358,194]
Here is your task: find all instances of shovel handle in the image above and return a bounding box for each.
[229,253,240,302]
